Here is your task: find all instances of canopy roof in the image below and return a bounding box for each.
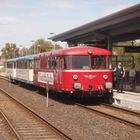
[50,4,140,45]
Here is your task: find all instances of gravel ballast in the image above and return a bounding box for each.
[0,79,140,140]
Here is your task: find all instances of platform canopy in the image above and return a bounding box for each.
[49,4,140,48]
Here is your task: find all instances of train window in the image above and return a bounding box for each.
[23,60,27,69]
[47,58,52,69]
[14,62,16,68]
[52,57,57,69]
[17,61,21,69]
[46,57,57,69]
[7,62,13,68]
[17,61,19,68]
[91,56,106,69]
[35,59,40,69]
[27,61,29,69]
[72,56,89,69]
[63,56,71,69]
[19,60,27,69]
[28,60,34,69]
[20,61,23,69]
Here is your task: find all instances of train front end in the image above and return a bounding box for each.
[62,47,112,97]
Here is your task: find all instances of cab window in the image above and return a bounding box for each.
[72,56,89,69]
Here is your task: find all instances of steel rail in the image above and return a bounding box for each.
[75,103,140,130]
[102,103,140,117]
[0,88,72,140]
[0,110,22,140]
[0,75,8,81]
[1,75,140,131]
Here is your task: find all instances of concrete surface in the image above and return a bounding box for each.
[113,90,140,112]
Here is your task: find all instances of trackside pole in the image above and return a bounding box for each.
[9,74,11,88]
[46,79,49,108]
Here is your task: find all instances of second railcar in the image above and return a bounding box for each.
[16,55,34,84]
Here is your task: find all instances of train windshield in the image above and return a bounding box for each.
[91,56,107,69]
[72,56,89,69]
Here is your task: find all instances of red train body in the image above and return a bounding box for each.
[34,46,113,97]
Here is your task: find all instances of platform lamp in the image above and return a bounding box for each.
[19,45,23,57]
[49,32,55,50]
[31,40,35,54]
[37,44,41,53]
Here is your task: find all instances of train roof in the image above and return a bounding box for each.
[7,58,18,62]
[7,55,35,62]
[35,46,112,58]
[16,55,35,61]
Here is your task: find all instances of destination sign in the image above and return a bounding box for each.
[125,47,140,53]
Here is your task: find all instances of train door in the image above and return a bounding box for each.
[58,57,64,90]
[52,57,57,90]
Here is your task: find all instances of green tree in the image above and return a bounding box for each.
[55,43,63,50]
[1,43,19,59]
[29,39,63,54]
[19,47,29,56]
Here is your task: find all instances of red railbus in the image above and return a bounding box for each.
[34,46,112,98]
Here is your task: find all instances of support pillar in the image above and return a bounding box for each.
[107,36,112,51]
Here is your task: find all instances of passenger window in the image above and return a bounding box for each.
[54,57,57,69]
[63,56,71,69]
[7,62,13,68]
[29,61,34,69]
[52,57,57,69]
[35,59,40,69]
[47,58,52,69]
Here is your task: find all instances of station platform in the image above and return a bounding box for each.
[113,89,140,112]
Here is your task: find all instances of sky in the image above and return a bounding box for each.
[0,0,139,49]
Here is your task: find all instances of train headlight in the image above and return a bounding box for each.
[88,49,93,55]
[74,83,82,89]
[73,74,78,80]
[103,74,108,80]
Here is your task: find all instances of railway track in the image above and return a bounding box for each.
[101,103,140,117]
[0,75,140,132]
[0,88,72,140]
[0,75,8,81]
[0,110,21,140]
[75,102,140,130]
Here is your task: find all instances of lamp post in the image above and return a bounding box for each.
[49,32,55,35]
[31,40,35,54]
[49,33,55,50]
[37,45,41,53]
[19,45,23,57]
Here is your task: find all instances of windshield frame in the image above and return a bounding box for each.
[63,55,111,70]
[91,55,111,69]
